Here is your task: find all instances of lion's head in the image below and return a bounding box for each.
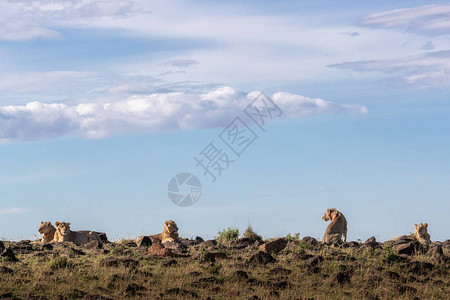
[322,208,337,222]
[55,222,71,236]
[38,222,55,235]
[414,223,428,238]
[164,220,178,234]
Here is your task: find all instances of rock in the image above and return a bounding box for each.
[41,243,53,251]
[0,241,4,253]
[231,238,254,249]
[124,283,146,296]
[234,270,249,280]
[10,240,33,254]
[427,245,444,262]
[1,247,18,262]
[99,257,138,268]
[301,236,319,246]
[332,272,351,286]
[291,251,314,260]
[124,241,137,247]
[364,236,378,246]
[198,240,217,249]
[195,236,204,244]
[307,256,323,267]
[408,261,434,276]
[207,252,227,262]
[134,236,152,248]
[258,238,288,254]
[84,241,102,251]
[161,259,177,267]
[163,241,186,252]
[248,251,276,265]
[342,241,360,248]
[394,242,415,256]
[147,243,173,257]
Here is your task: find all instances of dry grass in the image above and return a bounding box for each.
[0,238,448,299]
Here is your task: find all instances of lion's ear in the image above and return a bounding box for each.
[41,221,43,224]
[326,208,331,214]
[55,222,60,226]
[414,224,418,228]
[424,223,428,228]
[67,222,70,226]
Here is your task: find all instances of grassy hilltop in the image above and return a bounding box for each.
[0,228,449,299]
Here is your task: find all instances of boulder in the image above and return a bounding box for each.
[301,236,319,246]
[147,243,173,257]
[0,247,18,262]
[83,240,102,251]
[364,236,378,248]
[248,251,276,265]
[161,259,177,267]
[258,238,288,254]
[134,236,152,248]
[394,242,415,256]
[427,245,444,262]
[163,241,187,252]
[0,241,4,253]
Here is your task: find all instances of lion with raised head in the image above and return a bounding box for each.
[38,222,56,243]
[53,222,102,246]
[414,223,431,246]
[151,220,179,243]
[322,208,347,244]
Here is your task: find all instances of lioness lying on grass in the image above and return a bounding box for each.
[38,222,56,243]
[151,220,179,243]
[53,222,102,246]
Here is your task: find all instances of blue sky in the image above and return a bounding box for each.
[0,0,449,242]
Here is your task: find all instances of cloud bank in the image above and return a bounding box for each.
[0,208,29,215]
[0,87,367,141]
[360,5,450,36]
[330,50,450,88]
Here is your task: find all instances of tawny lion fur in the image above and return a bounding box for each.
[151,220,179,243]
[322,208,347,244]
[53,222,102,246]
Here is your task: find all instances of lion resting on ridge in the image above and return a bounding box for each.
[151,220,179,244]
[53,222,102,246]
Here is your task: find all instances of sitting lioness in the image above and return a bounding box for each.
[414,223,431,246]
[322,208,347,244]
[53,222,102,246]
[38,222,56,243]
[151,220,179,244]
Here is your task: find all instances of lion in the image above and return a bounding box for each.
[151,220,179,243]
[53,222,102,246]
[322,208,347,244]
[414,223,431,246]
[38,222,56,243]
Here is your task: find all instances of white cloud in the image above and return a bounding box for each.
[0,87,367,141]
[329,50,450,88]
[0,208,29,215]
[360,5,450,35]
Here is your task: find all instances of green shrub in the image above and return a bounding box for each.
[48,256,73,270]
[295,241,311,252]
[242,225,262,242]
[216,227,239,244]
[286,233,301,241]
[383,245,397,262]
